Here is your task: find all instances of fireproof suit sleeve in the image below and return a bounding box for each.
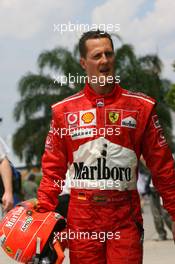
[141,109,175,221]
[37,109,68,212]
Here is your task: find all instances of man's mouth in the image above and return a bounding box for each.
[99,68,110,73]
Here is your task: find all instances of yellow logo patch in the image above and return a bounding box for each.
[109,112,119,123]
[81,112,94,124]
[6,246,13,254]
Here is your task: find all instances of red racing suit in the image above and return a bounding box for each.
[38,83,175,264]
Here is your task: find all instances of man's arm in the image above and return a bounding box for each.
[0,158,14,212]
[37,108,68,212]
[141,110,175,240]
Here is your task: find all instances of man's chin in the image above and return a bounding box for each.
[99,82,115,88]
[99,76,115,86]
[90,81,115,89]
[98,75,114,84]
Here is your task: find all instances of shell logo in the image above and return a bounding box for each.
[81,112,94,124]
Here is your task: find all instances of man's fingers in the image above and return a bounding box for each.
[2,192,14,206]
[2,196,13,213]
[2,200,9,212]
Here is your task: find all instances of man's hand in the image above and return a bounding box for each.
[0,157,13,214]
[2,191,14,213]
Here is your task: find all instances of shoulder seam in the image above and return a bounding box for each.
[52,93,85,108]
[121,93,155,105]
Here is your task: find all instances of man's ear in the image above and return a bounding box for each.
[80,57,86,70]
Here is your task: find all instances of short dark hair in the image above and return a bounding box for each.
[79,30,114,58]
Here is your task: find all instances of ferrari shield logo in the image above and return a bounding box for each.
[109,112,119,123]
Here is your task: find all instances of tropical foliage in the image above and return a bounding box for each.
[13,46,84,166]
[166,61,175,111]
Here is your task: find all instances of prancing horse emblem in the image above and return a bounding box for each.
[109,112,119,123]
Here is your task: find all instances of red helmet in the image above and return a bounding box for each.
[0,199,66,264]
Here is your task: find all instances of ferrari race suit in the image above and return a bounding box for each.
[37,83,175,264]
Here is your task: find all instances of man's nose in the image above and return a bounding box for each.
[101,53,108,63]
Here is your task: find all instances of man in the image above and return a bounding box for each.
[0,137,13,219]
[37,30,175,263]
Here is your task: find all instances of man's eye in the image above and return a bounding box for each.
[105,51,114,57]
[93,54,101,59]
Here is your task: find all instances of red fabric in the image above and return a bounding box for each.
[37,82,175,262]
[68,189,143,264]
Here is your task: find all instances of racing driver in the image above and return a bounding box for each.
[37,30,175,264]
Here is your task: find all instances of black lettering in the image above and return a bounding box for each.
[111,167,119,180]
[119,167,125,181]
[97,158,102,179]
[73,160,132,182]
[90,166,97,180]
[125,167,131,181]
[102,158,110,179]
[73,162,84,179]
[81,166,90,179]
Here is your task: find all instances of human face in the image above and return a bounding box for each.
[80,38,115,93]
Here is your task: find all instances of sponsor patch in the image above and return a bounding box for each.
[121,110,138,129]
[106,109,121,126]
[152,115,161,128]
[78,192,87,200]
[73,158,131,181]
[46,135,52,145]
[15,249,22,261]
[5,207,24,229]
[122,116,136,128]
[157,128,167,146]
[67,113,78,125]
[96,98,104,107]
[21,216,33,232]
[109,112,120,124]
[81,112,94,124]
[45,134,53,151]
[0,235,6,245]
[93,195,107,202]
[6,246,13,254]
[65,112,79,127]
[49,120,54,133]
[80,109,96,126]
[71,128,94,140]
